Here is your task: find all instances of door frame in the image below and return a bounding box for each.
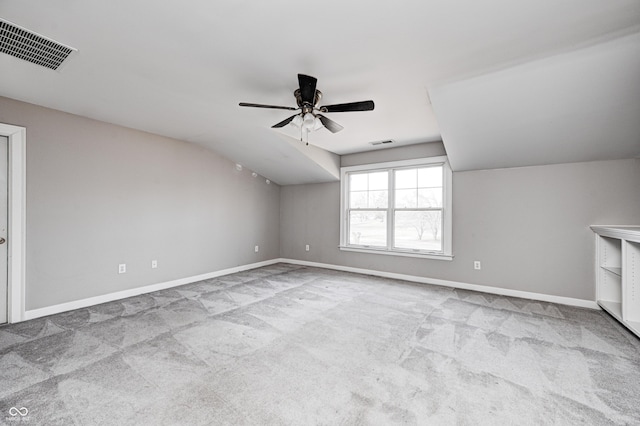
[0,123,26,324]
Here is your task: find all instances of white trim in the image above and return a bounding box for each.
[0,123,27,324]
[338,245,453,261]
[442,157,453,256]
[278,258,599,309]
[22,255,600,321]
[23,259,280,320]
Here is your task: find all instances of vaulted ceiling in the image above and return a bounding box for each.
[1,1,639,184]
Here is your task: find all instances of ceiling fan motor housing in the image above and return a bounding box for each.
[294,89,322,112]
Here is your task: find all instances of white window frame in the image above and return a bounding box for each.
[339,156,453,260]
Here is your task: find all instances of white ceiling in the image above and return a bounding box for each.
[430,32,640,171]
[1,1,639,184]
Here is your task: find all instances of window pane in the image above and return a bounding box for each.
[368,190,388,208]
[350,191,368,208]
[418,188,442,208]
[395,169,416,189]
[349,171,389,209]
[369,172,388,190]
[395,189,417,208]
[349,211,387,247]
[394,210,442,252]
[418,166,442,188]
[350,173,367,191]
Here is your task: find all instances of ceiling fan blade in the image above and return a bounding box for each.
[271,114,299,128]
[239,102,298,111]
[298,74,318,105]
[321,100,375,113]
[317,114,344,133]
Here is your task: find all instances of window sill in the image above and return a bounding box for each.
[339,246,453,261]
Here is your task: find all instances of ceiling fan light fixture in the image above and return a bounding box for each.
[302,113,315,130]
[313,117,324,131]
[291,114,303,128]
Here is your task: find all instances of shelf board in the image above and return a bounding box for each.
[598,300,622,322]
[601,266,622,277]
[591,226,640,243]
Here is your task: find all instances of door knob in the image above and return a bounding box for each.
[0,238,5,244]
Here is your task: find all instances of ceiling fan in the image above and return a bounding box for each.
[239,74,374,135]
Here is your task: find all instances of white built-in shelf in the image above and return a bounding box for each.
[591,225,640,338]
[598,300,622,322]
[627,320,640,337]
[591,226,640,243]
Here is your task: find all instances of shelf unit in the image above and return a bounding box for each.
[591,226,640,337]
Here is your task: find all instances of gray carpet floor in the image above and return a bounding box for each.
[1,263,639,425]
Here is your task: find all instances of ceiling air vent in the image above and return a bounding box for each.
[0,18,77,71]
[369,140,395,146]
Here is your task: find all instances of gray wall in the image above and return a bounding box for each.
[2,94,639,310]
[341,142,447,167]
[280,154,640,301]
[0,96,280,310]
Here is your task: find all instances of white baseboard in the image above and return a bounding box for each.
[278,258,599,310]
[23,259,281,321]
[22,257,598,322]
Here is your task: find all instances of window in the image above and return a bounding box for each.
[340,156,452,260]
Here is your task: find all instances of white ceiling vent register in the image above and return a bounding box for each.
[0,18,77,70]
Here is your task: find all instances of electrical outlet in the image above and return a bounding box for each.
[151,260,158,269]
[305,244,310,252]
[118,264,126,274]
[474,261,481,270]
[254,245,259,253]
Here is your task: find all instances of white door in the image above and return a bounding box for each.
[0,136,7,324]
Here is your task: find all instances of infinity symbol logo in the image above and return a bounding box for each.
[9,407,28,416]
